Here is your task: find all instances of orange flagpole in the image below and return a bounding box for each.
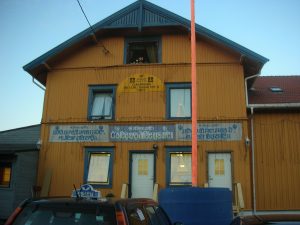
[191,0,198,187]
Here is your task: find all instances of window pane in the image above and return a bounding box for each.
[170,153,191,184]
[170,88,191,118]
[127,41,158,64]
[91,93,112,119]
[0,162,12,187]
[13,204,117,225]
[154,206,170,225]
[215,159,225,175]
[145,207,160,225]
[87,153,111,184]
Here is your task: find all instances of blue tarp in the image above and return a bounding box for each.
[159,187,233,225]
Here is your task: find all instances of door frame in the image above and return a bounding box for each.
[206,150,234,190]
[129,150,156,198]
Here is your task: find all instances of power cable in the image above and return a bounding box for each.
[75,0,109,54]
[76,0,97,37]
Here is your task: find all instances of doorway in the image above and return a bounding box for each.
[208,153,232,190]
[130,152,155,198]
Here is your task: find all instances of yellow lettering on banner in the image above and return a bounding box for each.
[138,159,148,175]
[118,74,164,93]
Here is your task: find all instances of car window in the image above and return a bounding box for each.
[127,207,150,225]
[154,206,170,225]
[12,204,117,225]
[145,206,159,225]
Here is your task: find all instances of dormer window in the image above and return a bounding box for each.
[124,37,161,64]
[270,87,283,93]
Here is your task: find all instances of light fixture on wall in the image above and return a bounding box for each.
[245,137,250,147]
[36,139,42,150]
[153,144,158,157]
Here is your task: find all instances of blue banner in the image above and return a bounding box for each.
[110,125,175,142]
[49,125,109,142]
[49,123,242,142]
[176,123,242,141]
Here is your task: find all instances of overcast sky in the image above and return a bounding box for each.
[0,0,299,131]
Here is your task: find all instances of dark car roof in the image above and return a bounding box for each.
[26,197,157,208]
[233,214,300,225]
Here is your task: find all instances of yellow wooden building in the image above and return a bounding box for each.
[23,0,300,212]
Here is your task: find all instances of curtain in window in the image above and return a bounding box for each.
[87,153,110,183]
[146,44,157,63]
[170,153,192,183]
[91,93,112,118]
[170,88,191,117]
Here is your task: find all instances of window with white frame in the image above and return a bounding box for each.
[88,85,115,120]
[166,147,192,186]
[166,83,191,119]
[84,148,114,187]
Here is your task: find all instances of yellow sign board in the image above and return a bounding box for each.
[118,74,164,93]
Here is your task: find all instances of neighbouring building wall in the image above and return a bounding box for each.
[253,112,300,210]
[13,151,39,208]
[0,151,38,219]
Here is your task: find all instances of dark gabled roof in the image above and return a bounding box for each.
[248,76,300,105]
[0,124,41,152]
[23,0,268,85]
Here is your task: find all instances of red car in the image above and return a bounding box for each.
[5,197,182,225]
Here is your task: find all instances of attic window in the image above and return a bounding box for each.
[270,87,283,93]
[125,37,161,64]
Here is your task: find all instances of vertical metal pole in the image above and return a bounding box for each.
[191,0,198,187]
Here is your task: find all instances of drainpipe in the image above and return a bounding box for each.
[32,77,45,91]
[244,74,259,214]
[250,107,256,214]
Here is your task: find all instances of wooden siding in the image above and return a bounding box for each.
[37,120,252,209]
[37,33,253,210]
[44,34,245,122]
[42,64,246,124]
[53,34,240,69]
[253,112,300,210]
[163,34,240,64]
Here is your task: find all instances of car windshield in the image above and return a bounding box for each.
[12,203,117,225]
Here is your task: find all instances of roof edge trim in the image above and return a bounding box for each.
[23,0,269,75]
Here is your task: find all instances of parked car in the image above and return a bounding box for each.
[230,214,300,225]
[4,197,182,225]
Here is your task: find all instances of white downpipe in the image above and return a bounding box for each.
[32,77,45,91]
[244,74,259,214]
[250,107,256,214]
[244,74,259,106]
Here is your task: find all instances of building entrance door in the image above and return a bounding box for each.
[130,153,154,198]
[208,153,232,190]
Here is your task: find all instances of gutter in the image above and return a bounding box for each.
[32,77,45,91]
[248,103,300,109]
